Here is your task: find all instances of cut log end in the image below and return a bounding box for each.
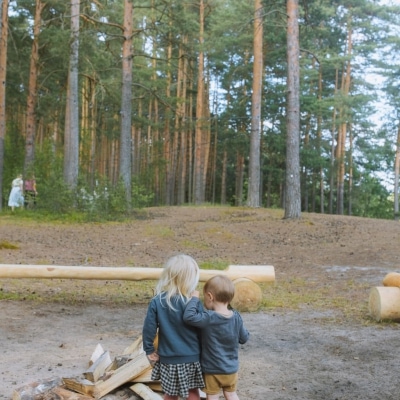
[230,278,262,312]
[382,272,400,287]
[368,286,400,322]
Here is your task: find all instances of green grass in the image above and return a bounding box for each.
[0,240,19,250]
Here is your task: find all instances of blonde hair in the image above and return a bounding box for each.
[156,254,200,310]
[204,275,235,304]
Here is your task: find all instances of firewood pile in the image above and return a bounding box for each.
[12,335,171,400]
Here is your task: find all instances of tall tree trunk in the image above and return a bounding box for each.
[329,67,339,214]
[119,0,133,207]
[348,126,353,215]
[337,19,352,215]
[0,0,9,211]
[177,40,188,205]
[165,29,175,205]
[317,62,324,213]
[247,0,263,207]
[24,0,45,175]
[64,0,80,190]
[394,124,400,221]
[194,0,206,204]
[284,0,301,219]
[235,152,244,206]
[221,148,227,204]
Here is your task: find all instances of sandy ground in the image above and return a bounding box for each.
[1,206,400,399]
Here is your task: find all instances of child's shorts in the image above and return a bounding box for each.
[203,372,238,395]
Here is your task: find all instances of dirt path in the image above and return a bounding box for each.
[1,207,400,399]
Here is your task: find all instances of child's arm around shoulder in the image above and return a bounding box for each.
[183,291,211,327]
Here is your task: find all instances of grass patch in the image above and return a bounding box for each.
[199,260,230,270]
[0,279,156,305]
[259,278,372,322]
[0,240,19,250]
[144,226,174,238]
[181,240,210,249]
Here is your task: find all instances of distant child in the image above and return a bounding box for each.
[183,275,250,400]
[142,254,205,400]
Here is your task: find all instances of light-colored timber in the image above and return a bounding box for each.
[231,277,263,311]
[83,350,112,382]
[89,343,105,366]
[368,286,400,321]
[130,383,163,400]
[0,264,275,283]
[63,352,151,399]
[382,272,400,287]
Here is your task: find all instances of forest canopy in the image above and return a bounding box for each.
[0,0,399,220]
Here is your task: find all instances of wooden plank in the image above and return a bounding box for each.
[92,352,151,399]
[49,387,94,400]
[129,383,163,400]
[122,335,143,356]
[62,377,95,396]
[145,383,163,393]
[83,350,112,382]
[89,343,105,366]
[130,368,155,383]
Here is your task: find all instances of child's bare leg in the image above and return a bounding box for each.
[222,391,240,400]
[187,388,200,400]
[164,395,178,400]
[206,395,220,400]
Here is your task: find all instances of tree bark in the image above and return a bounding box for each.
[119,0,133,207]
[394,124,400,220]
[337,18,352,215]
[24,0,46,175]
[194,0,206,204]
[64,0,80,190]
[0,0,9,211]
[247,0,263,207]
[284,0,301,219]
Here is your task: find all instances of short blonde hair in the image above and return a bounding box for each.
[204,275,235,304]
[156,254,200,310]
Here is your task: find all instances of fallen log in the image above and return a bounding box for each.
[0,264,275,283]
[382,272,400,287]
[368,286,400,321]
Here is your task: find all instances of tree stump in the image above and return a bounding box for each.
[368,286,400,322]
[230,278,263,312]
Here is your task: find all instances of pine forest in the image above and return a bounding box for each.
[1,0,400,220]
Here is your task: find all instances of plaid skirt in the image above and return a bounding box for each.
[151,361,205,398]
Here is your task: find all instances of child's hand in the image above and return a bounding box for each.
[147,352,159,365]
[192,290,200,298]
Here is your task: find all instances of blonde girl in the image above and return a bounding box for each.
[142,254,205,400]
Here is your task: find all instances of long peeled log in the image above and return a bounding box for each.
[0,264,275,283]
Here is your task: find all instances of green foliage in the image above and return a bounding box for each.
[2,0,399,221]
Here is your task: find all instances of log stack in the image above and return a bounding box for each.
[368,272,400,322]
[12,336,175,400]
